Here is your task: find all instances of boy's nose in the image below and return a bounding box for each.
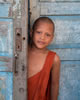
[40,34,45,40]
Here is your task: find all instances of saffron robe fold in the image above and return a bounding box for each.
[28,51,56,100]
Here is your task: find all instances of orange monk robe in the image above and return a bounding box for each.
[28,51,56,100]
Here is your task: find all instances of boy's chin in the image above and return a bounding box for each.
[36,46,47,50]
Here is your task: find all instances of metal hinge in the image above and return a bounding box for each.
[15,28,22,51]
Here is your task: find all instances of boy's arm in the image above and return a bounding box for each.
[51,54,61,100]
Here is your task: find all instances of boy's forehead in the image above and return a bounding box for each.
[32,18,55,33]
[34,21,54,34]
[38,20,52,25]
[36,21,53,28]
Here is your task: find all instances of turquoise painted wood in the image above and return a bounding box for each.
[48,16,80,44]
[0,4,12,17]
[58,62,80,100]
[40,0,80,1]
[47,14,80,100]
[50,49,80,60]
[0,19,13,57]
[0,2,13,100]
[47,15,80,100]
[0,0,13,3]
[39,0,80,100]
[40,2,80,15]
[0,72,13,100]
[0,0,28,99]
[0,18,13,72]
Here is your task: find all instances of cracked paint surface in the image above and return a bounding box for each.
[0,19,13,57]
[13,0,22,18]
[0,72,13,100]
[0,0,13,3]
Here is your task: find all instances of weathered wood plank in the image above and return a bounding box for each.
[13,0,28,100]
[40,3,80,15]
[13,0,22,19]
[0,61,12,71]
[56,0,80,1]
[61,60,80,64]
[0,0,13,3]
[0,19,13,57]
[0,19,13,71]
[0,72,13,100]
[50,49,80,60]
[30,0,40,25]
[48,43,80,49]
[46,16,80,44]
[0,57,13,72]
[54,18,80,44]
[40,0,80,1]
[0,4,12,17]
[59,63,80,100]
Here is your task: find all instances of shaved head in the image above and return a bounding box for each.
[32,17,55,33]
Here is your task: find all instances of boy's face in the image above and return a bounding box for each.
[32,21,54,49]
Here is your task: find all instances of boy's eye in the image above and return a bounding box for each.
[46,33,51,37]
[36,31,41,34]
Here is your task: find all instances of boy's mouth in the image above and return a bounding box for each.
[37,41,45,45]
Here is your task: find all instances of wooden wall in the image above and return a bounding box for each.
[0,0,28,100]
[30,0,80,100]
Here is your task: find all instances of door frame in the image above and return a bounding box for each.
[13,0,28,100]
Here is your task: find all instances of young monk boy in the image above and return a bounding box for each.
[28,17,61,100]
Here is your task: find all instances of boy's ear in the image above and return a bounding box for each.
[51,34,54,41]
[30,29,33,37]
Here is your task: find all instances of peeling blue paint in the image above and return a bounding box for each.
[0,2,13,100]
[48,43,80,49]
[0,4,11,17]
[0,72,13,100]
[47,15,80,100]
[61,61,80,64]
[0,18,13,57]
[59,63,80,100]
[48,15,80,20]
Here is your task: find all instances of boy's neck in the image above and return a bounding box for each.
[29,46,48,54]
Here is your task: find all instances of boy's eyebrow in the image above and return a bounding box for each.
[35,30,42,32]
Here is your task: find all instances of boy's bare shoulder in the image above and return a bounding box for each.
[52,52,61,68]
[54,53,60,63]
[48,50,60,61]
[51,52,60,81]
[51,52,60,89]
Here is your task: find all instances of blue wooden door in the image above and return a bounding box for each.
[36,0,80,99]
[0,0,28,100]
